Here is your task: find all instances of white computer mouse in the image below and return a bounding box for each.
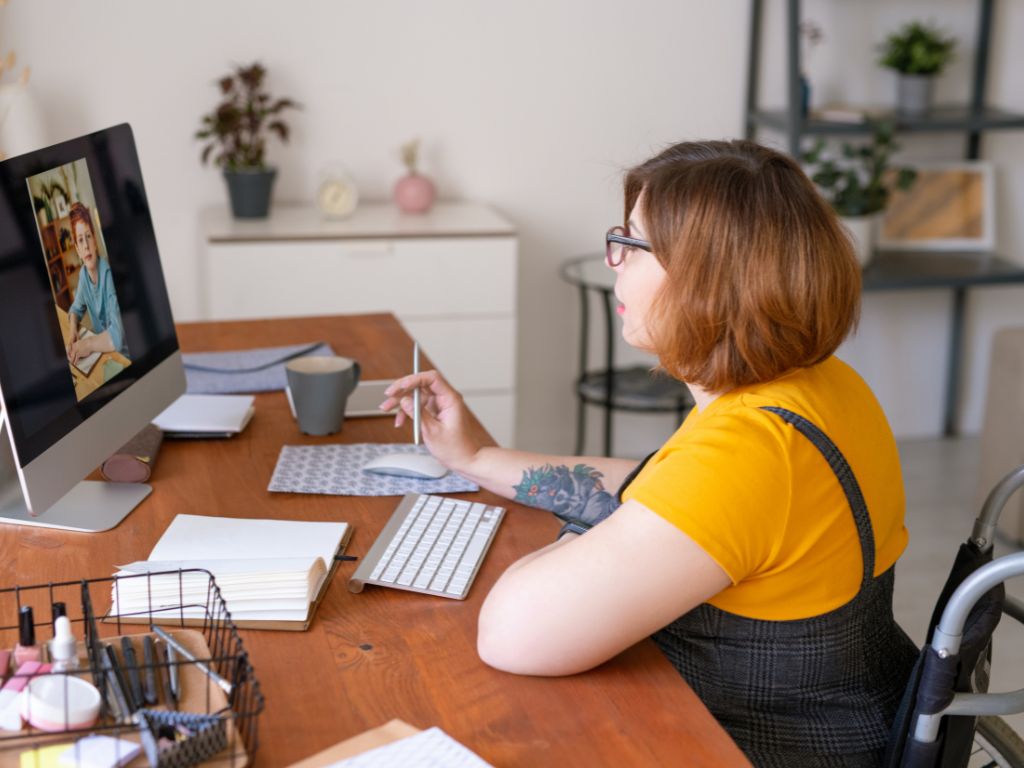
[361,452,450,480]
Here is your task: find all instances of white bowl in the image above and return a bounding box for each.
[21,675,101,732]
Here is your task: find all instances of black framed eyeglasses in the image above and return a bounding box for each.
[606,226,652,267]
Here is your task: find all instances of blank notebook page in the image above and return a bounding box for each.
[328,727,493,768]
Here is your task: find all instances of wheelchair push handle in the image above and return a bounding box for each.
[913,552,1024,744]
[972,464,1024,552]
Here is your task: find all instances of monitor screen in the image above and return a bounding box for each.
[0,124,178,467]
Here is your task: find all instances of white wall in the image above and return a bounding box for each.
[4,0,1023,453]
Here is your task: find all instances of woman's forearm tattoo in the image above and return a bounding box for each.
[513,464,620,525]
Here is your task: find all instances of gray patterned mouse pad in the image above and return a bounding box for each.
[268,443,479,496]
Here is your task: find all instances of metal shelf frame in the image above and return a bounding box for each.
[744,0,1010,158]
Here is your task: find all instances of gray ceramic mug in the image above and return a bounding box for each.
[285,356,361,436]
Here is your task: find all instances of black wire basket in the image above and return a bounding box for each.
[0,570,264,767]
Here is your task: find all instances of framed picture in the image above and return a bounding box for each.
[878,161,995,251]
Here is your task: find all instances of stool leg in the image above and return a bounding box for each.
[575,281,590,456]
[575,398,585,455]
[601,288,616,457]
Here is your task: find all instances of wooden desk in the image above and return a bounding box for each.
[0,314,748,767]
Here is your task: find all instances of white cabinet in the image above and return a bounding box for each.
[202,202,518,445]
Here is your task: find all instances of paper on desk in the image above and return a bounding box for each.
[58,735,142,768]
[183,341,335,394]
[327,727,493,768]
[116,559,323,597]
[268,443,479,496]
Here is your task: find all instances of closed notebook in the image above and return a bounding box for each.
[152,394,255,437]
[111,514,352,631]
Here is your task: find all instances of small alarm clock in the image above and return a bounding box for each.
[316,166,359,220]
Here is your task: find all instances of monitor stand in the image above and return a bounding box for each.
[0,412,151,533]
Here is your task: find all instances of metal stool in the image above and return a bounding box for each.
[560,254,694,457]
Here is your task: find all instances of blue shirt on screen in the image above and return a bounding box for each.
[70,258,129,358]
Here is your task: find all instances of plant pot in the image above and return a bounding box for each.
[393,173,436,214]
[223,167,277,219]
[839,214,880,268]
[896,74,934,117]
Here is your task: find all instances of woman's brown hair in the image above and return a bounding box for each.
[624,139,860,392]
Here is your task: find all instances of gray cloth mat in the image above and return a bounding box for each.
[268,443,479,496]
[183,342,334,394]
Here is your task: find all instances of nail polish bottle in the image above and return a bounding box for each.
[49,616,79,672]
[14,606,41,665]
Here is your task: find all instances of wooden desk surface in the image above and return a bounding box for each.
[0,314,748,767]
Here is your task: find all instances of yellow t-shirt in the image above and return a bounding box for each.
[622,356,908,621]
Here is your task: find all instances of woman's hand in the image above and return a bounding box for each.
[380,370,483,473]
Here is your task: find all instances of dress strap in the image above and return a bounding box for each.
[760,406,876,586]
[615,449,658,504]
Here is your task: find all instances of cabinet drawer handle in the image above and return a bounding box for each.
[339,245,394,258]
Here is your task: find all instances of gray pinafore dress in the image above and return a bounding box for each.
[620,407,918,767]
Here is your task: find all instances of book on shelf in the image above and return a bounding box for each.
[111,514,353,631]
[810,103,888,124]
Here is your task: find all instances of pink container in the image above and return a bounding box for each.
[22,675,101,731]
[393,173,436,214]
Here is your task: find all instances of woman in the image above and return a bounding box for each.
[382,140,917,766]
[66,201,129,365]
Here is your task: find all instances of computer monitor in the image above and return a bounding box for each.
[0,123,184,532]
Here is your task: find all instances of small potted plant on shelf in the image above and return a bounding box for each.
[801,121,916,267]
[877,21,956,117]
[195,62,299,219]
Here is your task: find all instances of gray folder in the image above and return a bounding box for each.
[183,342,335,394]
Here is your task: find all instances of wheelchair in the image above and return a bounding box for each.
[884,465,1024,767]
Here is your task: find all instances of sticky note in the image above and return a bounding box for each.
[58,735,143,768]
[18,743,69,768]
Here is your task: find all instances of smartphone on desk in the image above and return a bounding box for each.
[345,379,393,418]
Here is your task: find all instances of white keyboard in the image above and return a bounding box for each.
[347,493,505,600]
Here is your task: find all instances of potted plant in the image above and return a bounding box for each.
[195,62,299,219]
[877,21,956,116]
[801,121,916,267]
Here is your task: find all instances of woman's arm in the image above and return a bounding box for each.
[456,447,635,514]
[477,498,731,676]
[384,370,637,509]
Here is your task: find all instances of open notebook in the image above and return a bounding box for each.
[71,328,101,376]
[111,514,352,630]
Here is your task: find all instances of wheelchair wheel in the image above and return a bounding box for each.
[973,716,1024,767]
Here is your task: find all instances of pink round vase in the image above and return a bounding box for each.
[393,173,436,214]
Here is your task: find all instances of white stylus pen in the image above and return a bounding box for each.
[412,342,421,446]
